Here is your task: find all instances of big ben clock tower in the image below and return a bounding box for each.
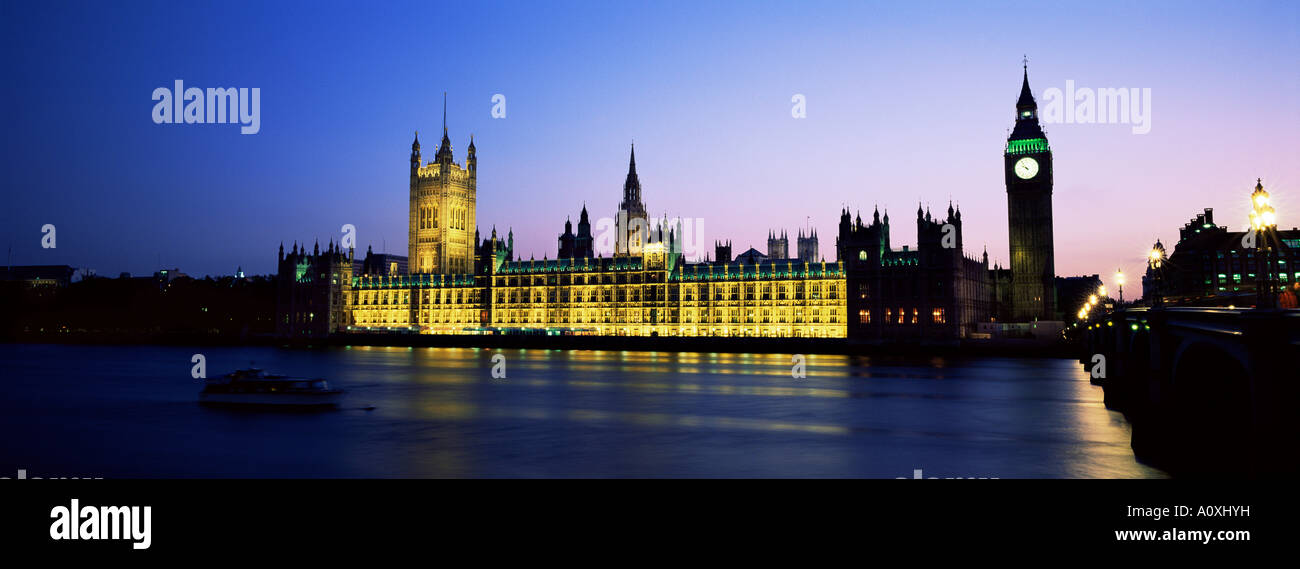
[1005,63,1057,321]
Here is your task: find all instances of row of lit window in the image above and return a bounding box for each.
[857,308,946,324]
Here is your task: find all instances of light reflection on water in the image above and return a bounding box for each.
[0,344,1164,478]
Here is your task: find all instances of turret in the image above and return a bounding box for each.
[467,134,476,176]
[410,131,421,172]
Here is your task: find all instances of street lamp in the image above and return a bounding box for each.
[1249,178,1278,309]
[1115,269,1125,305]
[1148,242,1165,307]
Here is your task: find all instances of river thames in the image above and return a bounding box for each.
[0,343,1164,478]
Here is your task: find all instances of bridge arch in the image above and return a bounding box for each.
[1168,341,1252,475]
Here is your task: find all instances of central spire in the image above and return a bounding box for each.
[1009,62,1047,141]
[623,143,641,202]
[1016,64,1036,111]
[436,92,453,161]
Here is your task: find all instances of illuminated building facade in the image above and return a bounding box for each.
[409,104,477,275]
[281,69,1060,340]
[346,240,845,338]
[488,245,845,337]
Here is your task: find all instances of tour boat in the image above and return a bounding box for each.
[199,368,344,408]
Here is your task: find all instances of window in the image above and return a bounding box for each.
[932,308,945,324]
[858,309,870,324]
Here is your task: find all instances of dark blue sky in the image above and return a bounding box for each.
[3,0,1297,293]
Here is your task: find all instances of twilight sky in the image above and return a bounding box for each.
[3,0,1297,297]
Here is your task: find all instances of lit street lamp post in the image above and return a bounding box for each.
[1148,245,1165,308]
[1115,269,1124,305]
[1249,179,1278,310]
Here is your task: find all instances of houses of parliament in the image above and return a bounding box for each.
[276,68,1061,340]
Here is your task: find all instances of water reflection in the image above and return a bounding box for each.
[0,344,1164,478]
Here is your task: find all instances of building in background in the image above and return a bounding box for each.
[283,70,1071,341]
[713,241,732,263]
[557,206,595,260]
[1056,274,1105,319]
[797,228,820,262]
[275,240,354,338]
[837,204,992,340]
[1142,184,1299,307]
[357,247,408,278]
[766,230,788,260]
[2,265,76,288]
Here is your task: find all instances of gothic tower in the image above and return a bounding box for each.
[1004,64,1056,320]
[575,205,594,258]
[558,217,576,259]
[409,95,477,275]
[715,240,732,263]
[767,230,789,259]
[797,227,819,261]
[617,144,649,255]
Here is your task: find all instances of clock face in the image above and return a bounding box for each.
[1014,156,1039,180]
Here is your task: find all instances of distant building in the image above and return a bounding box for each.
[734,247,768,265]
[557,206,595,259]
[837,204,993,340]
[1143,185,1300,306]
[714,241,732,263]
[766,230,788,259]
[2,265,76,288]
[356,247,408,277]
[154,268,189,283]
[797,228,819,262]
[275,240,354,338]
[1056,274,1104,318]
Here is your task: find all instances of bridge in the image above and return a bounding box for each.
[1079,307,1300,477]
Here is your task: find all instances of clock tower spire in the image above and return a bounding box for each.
[1004,61,1057,321]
